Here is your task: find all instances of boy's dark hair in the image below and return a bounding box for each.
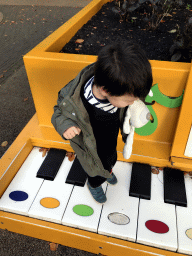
[94,40,153,100]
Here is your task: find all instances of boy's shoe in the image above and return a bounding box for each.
[87,181,107,204]
[107,172,118,185]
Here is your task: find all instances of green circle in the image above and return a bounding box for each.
[73,204,94,216]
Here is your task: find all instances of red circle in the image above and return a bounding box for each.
[145,220,169,234]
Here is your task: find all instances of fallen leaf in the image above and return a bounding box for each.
[151,167,159,174]
[3,70,7,73]
[93,27,97,29]
[39,148,49,157]
[169,29,176,33]
[66,152,75,162]
[75,48,80,51]
[0,75,4,78]
[75,39,84,44]
[160,20,165,23]
[166,14,172,17]
[1,141,8,147]
[24,97,28,101]
[49,243,58,251]
[172,12,176,14]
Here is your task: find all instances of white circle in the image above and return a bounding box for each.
[108,212,130,225]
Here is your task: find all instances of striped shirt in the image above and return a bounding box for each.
[84,76,118,114]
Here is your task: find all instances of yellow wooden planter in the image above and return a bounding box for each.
[1,0,192,255]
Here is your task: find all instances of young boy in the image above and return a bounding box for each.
[51,40,153,204]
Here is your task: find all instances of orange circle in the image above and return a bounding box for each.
[40,197,60,209]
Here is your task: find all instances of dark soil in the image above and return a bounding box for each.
[60,0,192,62]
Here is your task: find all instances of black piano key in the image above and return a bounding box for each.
[164,167,187,207]
[36,148,66,181]
[129,163,151,200]
[65,157,87,187]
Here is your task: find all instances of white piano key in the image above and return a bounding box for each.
[0,147,45,215]
[177,174,192,255]
[28,156,74,223]
[98,161,139,241]
[62,180,107,233]
[184,125,192,157]
[137,170,177,251]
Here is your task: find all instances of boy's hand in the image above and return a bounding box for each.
[63,126,81,140]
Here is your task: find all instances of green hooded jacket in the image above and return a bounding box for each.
[51,63,128,179]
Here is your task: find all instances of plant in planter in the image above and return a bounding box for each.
[170,17,192,62]
[61,0,192,62]
[112,0,184,30]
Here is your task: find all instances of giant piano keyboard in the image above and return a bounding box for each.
[0,147,191,255]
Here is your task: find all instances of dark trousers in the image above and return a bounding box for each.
[87,152,117,188]
[87,168,113,188]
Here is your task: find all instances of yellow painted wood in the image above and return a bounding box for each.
[30,137,72,152]
[170,156,192,171]
[171,64,192,165]
[0,211,186,256]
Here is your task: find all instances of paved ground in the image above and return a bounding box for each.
[0,1,98,255]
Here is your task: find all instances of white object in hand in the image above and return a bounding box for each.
[123,99,150,159]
